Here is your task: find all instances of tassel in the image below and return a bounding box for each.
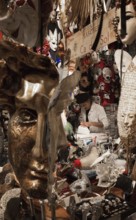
[73,159,81,168]
[39,200,46,220]
[102,0,107,13]
[121,0,127,38]
[27,196,36,219]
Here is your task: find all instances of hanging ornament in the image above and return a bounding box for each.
[66,0,109,27]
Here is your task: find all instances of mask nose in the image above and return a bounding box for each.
[32,112,48,159]
[124,115,130,127]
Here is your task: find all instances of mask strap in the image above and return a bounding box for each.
[121,0,127,38]
[39,200,46,220]
[39,0,43,54]
[91,5,104,51]
[67,196,76,220]
[50,193,57,220]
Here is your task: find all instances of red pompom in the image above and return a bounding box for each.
[0,32,3,41]
[73,159,81,168]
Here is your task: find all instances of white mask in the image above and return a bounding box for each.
[117,2,136,45]
[47,29,61,52]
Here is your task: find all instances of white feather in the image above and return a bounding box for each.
[90,149,111,167]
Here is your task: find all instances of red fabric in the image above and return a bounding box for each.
[97,73,115,106]
[123,170,128,175]
[0,32,3,41]
[73,159,81,168]
[67,142,71,147]
[94,60,106,69]
[36,39,50,56]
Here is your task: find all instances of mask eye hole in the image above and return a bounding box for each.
[129,115,134,119]
[18,108,37,124]
[126,15,134,20]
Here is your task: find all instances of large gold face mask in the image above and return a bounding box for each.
[8,74,59,199]
[0,39,80,200]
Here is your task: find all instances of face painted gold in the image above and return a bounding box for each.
[8,73,58,199]
[0,40,80,202]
